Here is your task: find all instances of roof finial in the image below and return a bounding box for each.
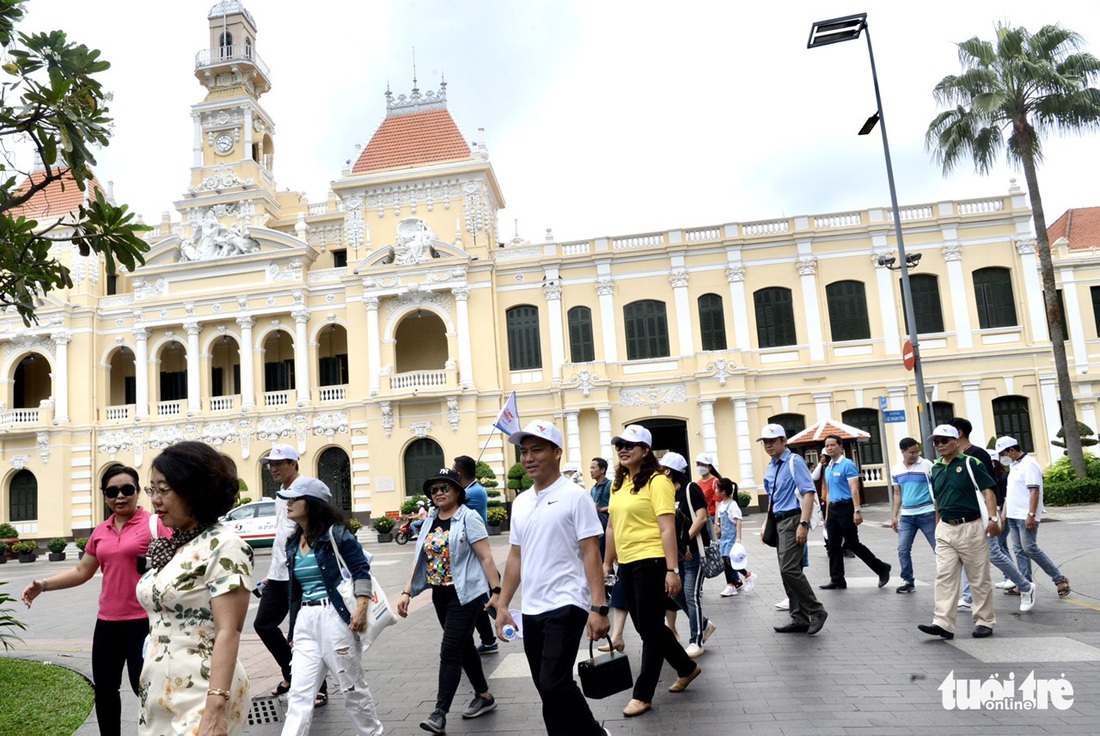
[411,47,418,92]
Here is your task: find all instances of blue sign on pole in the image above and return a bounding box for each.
[878,396,888,413]
[883,410,907,424]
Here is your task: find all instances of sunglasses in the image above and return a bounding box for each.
[428,484,454,496]
[613,442,640,452]
[931,437,952,446]
[104,484,138,499]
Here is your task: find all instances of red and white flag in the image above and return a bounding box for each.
[493,391,521,436]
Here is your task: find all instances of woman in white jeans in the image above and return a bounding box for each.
[280,478,384,736]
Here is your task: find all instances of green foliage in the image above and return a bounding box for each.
[475,461,496,481]
[400,495,428,515]
[74,537,88,551]
[348,518,362,533]
[1044,454,1100,484]
[0,522,18,539]
[372,516,395,533]
[11,540,35,555]
[0,0,150,325]
[1044,478,1100,506]
[0,582,28,651]
[487,506,508,526]
[0,657,94,733]
[0,542,8,555]
[737,492,752,508]
[1052,422,1099,450]
[507,462,533,494]
[46,537,66,553]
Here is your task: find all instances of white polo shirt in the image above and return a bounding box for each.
[1005,453,1045,521]
[509,474,603,616]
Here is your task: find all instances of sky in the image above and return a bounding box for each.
[16,0,1100,243]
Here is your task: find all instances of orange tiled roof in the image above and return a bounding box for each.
[787,419,871,445]
[353,108,472,174]
[1047,207,1100,250]
[8,168,101,221]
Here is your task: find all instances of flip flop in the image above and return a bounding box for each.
[1057,579,1071,598]
[314,691,329,708]
[270,681,291,697]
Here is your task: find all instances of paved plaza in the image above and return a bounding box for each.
[4,503,1099,735]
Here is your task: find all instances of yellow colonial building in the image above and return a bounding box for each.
[3,1,1099,538]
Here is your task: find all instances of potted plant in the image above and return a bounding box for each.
[486,506,507,536]
[0,542,8,564]
[737,491,753,514]
[0,522,18,547]
[47,538,68,562]
[12,540,37,563]
[372,516,395,543]
[348,518,363,534]
[76,537,89,560]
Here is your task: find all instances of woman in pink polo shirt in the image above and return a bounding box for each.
[21,464,169,736]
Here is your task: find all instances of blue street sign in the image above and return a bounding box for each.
[878,396,888,412]
[883,410,906,424]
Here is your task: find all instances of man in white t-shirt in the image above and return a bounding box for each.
[496,420,610,736]
[996,436,1071,600]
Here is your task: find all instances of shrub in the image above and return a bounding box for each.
[0,582,28,651]
[47,538,67,554]
[0,542,8,556]
[487,506,508,526]
[75,537,89,552]
[348,518,362,533]
[372,517,395,534]
[0,523,17,540]
[11,541,36,556]
[1044,478,1100,506]
[1044,454,1100,484]
[476,461,499,489]
[507,463,533,494]
[400,495,429,515]
[737,492,752,508]
[1051,421,1099,452]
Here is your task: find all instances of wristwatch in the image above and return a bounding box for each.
[667,567,679,575]
[990,515,1000,524]
[799,520,811,528]
[490,586,502,595]
[590,604,610,616]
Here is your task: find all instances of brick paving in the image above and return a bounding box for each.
[3,503,1099,735]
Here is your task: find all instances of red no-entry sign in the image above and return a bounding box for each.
[902,340,915,371]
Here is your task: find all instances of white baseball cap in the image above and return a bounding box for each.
[277,476,332,501]
[756,424,786,442]
[508,420,564,448]
[928,424,960,441]
[611,425,653,447]
[695,453,715,467]
[659,452,688,474]
[563,463,580,473]
[994,436,1020,456]
[729,543,749,569]
[260,444,299,463]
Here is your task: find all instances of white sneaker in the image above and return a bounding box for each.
[720,584,738,597]
[703,620,717,643]
[1020,585,1036,612]
[957,598,972,611]
[775,597,789,610]
[995,579,1016,589]
[685,642,704,658]
[742,573,757,593]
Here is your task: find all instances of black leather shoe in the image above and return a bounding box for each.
[918,623,954,639]
[807,610,828,635]
[819,581,847,590]
[774,622,810,633]
[972,625,994,638]
[878,564,892,588]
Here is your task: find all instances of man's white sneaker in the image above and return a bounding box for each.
[720,584,738,597]
[1020,585,1036,612]
[775,597,789,610]
[685,642,704,658]
[995,579,1016,589]
[957,598,972,611]
[742,573,757,593]
[702,620,717,643]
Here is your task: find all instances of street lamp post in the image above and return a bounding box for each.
[808,12,934,444]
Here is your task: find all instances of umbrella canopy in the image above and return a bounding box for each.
[787,418,870,446]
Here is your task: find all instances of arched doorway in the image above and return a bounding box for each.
[13,352,51,409]
[258,451,280,499]
[10,469,38,522]
[631,418,690,463]
[318,447,352,513]
[394,312,448,373]
[403,438,444,501]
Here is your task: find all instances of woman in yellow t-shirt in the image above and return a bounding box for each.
[603,425,701,718]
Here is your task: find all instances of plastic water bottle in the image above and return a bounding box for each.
[501,609,523,641]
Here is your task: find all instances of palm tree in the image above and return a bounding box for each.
[927,23,1100,479]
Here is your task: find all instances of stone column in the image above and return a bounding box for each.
[364,296,381,395]
[1060,269,1088,373]
[563,409,581,469]
[543,282,565,381]
[243,106,253,161]
[596,407,613,460]
[886,385,910,456]
[236,316,255,410]
[961,379,986,444]
[1015,238,1048,341]
[873,249,901,355]
[726,264,751,351]
[452,288,474,387]
[797,256,825,361]
[293,309,311,406]
[698,398,717,457]
[670,265,694,357]
[731,397,755,489]
[1038,374,1062,453]
[813,391,833,423]
[942,244,973,348]
[184,321,202,415]
[596,277,618,363]
[135,327,150,418]
[51,330,72,422]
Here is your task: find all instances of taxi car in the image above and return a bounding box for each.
[221,499,278,547]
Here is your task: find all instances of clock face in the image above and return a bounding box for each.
[215,133,234,153]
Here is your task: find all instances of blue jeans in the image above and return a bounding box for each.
[897,512,936,584]
[1007,519,1065,584]
[672,554,708,645]
[961,533,1031,603]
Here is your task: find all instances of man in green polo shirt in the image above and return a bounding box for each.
[917,425,1001,640]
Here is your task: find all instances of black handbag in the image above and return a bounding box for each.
[577,637,633,699]
[761,508,779,548]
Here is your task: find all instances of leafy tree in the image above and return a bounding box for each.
[0,0,149,325]
[926,23,1100,479]
[475,460,498,489]
[507,462,533,496]
[1051,421,1099,452]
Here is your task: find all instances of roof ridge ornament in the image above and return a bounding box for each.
[386,78,448,118]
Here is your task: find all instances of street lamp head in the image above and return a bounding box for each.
[906,252,922,267]
[858,112,880,135]
[807,13,868,49]
[876,255,897,269]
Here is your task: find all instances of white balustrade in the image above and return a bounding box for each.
[264,391,291,408]
[742,219,790,236]
[209,395,237,412]
[390,370,447,390]
[814,213,862,228]
[685,227,721,242]
[0,408,39,425]
[308,203,328,215]
[560,241,591,256]
[319,385,347,402]
[612,233,665,249]
[156,401,183,417]
[105,405,132,421]
[958,198,1005,215]
[860,464,886,483]
[887,206,933,221]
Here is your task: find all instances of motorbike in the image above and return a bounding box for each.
[394,516,417,545]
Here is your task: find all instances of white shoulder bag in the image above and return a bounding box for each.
[328,525,398,651]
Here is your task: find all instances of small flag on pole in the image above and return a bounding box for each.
[493,391,521,436]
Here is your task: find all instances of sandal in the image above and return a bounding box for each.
[270,680,291,697]
[1004,588,1020,596]
[1057,578,1071,598]
[313,691,328,708]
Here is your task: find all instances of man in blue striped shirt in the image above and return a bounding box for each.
[890,437,936,594]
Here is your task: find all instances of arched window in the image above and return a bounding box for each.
[567,306,595,363]
[826,280,871,341]
[993,395,1033,452]
[930,401,956,428]
[318,447,352,513]
[404,438,445,499]
[973,267,1018,329]
[753,287,796,348]
[10,469,37,521]
[842,408,883,465]
[698,294,727,351]
[219,32,233,58]
[505,305,542,371]
[902,275,944,334]
[768,413,807,439]
[244,38,252,59]
[623,300,670,360]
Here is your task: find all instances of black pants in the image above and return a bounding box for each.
[825,500,889,583]
[619,557,697,703]
[430,585,490,714]
[255,579,326,694]
[91,617,147,736]
[474,608,496,647]
[522,605,603,736]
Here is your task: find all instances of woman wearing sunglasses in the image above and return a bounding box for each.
[396,469,501,734]
[21,464,170,736]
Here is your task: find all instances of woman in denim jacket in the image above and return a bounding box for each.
[397,469,502,734]
[279,478,384,736]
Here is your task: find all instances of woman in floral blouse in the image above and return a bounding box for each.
[136,442,254,736]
